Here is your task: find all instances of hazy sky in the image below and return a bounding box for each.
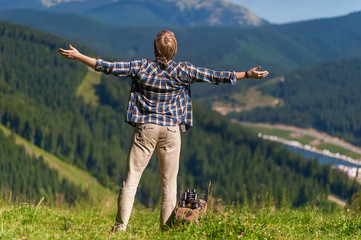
[228,0,361,24]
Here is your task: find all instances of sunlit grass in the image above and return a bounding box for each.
[212,77,284,116]
[1,200,361,239]
[76,69,102,106]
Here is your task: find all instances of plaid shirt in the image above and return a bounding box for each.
[95,58,237,132]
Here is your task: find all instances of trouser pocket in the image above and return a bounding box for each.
[134,124,156,146]
[163,126,179,149]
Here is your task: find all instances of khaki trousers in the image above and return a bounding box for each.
[115,123,181,230]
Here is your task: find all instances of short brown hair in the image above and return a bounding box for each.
[154,30,177,66]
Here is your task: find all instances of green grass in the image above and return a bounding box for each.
[294,135,317,146]
[1,201,361,239]
[317,143,361,160]
[212,77,283,115]
[248,126,293,140]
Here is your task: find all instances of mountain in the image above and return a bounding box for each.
[1,8,361,147]
[0,19,357,207]
[0,0,269,28]
[1,9,360,72]
[0,9,297,72]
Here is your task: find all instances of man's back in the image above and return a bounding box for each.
[95,58,237,131]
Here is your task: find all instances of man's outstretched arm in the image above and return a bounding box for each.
[58,45,96,69]
[236,66,269,80]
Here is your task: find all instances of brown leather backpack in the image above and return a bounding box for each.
[173,189,207,225]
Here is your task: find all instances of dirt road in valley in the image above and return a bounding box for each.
[235,121,361,157]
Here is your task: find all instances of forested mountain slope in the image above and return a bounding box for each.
[0,123,113,205]
[0,127,88,205]
[233,56,361,146]
[0,20,358,207]
[267,12,361,60]
[1,9,361,106]
[0,20,132,189]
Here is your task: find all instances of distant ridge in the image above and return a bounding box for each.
[0,0,269,28]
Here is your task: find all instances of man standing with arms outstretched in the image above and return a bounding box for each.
[58,30,269,231]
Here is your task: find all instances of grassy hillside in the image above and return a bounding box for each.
[0,123,114,204]
[211,76,284,115]
[1,202,361,239]
[75,68,102,106]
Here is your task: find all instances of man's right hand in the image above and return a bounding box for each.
[58,44,96,68]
